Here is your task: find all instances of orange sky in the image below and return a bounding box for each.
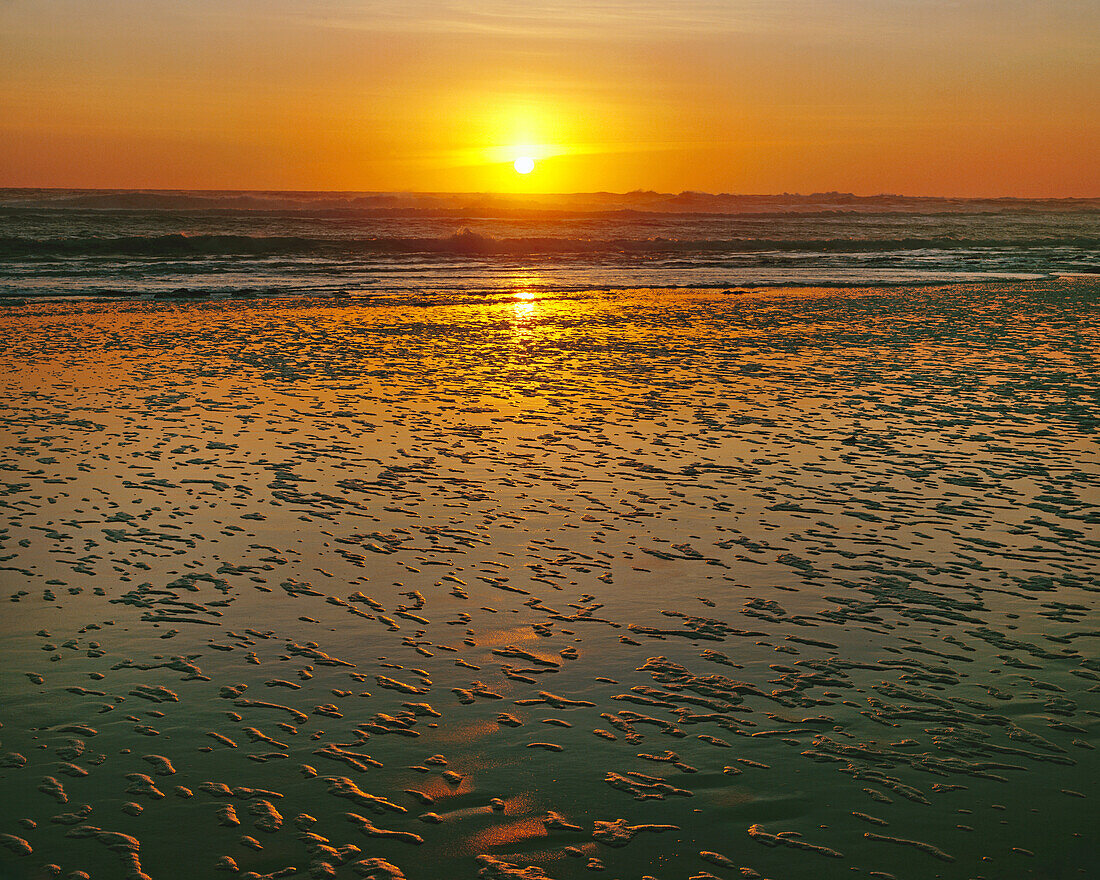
[1,1,1097,196]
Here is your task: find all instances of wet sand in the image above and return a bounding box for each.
[0,281,1097,880]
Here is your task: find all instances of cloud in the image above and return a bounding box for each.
[287,0,780,40]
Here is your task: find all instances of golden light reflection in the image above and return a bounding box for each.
[509,276,542,327]
[466,818,549,850]
[476,625,544,644]
[498,793,536,815]
[414,774,477,800]
[512,301,536,325]
[430,718,500,745]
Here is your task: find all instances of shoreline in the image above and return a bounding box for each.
[1,273,1096,306]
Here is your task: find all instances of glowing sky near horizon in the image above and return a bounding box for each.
[1,0,1097,195]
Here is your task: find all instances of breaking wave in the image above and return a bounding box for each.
[3,230,1097,259]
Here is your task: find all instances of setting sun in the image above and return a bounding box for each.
[513,157,535,175]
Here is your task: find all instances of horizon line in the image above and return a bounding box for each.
[2,187,1098,201]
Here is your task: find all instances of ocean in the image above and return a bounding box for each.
[1,189,1097,298]
[0,192,1098,880]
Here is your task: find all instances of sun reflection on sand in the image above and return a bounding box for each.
[429,718,501,745]
[476,625,546,644]
[509,280,541,333]
[465,817,549,850]
[512,298,536,322]
[4,283,1096,877]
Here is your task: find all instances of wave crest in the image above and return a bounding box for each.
[1,232,1097,259]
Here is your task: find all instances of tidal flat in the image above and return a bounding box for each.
[0,281,1097,880]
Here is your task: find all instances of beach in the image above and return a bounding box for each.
[0,280,1097,879]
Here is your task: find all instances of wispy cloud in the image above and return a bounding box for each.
[285,0,781,40]
[277,0,1099,51]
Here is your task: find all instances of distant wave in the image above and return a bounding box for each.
[2,189,1098,217]
[3,230,1098,259]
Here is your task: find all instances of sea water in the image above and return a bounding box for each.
[1,189,1097,298]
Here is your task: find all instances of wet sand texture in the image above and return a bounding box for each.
[0,281,1097,879]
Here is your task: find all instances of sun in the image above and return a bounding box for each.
[513,156,535,175]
